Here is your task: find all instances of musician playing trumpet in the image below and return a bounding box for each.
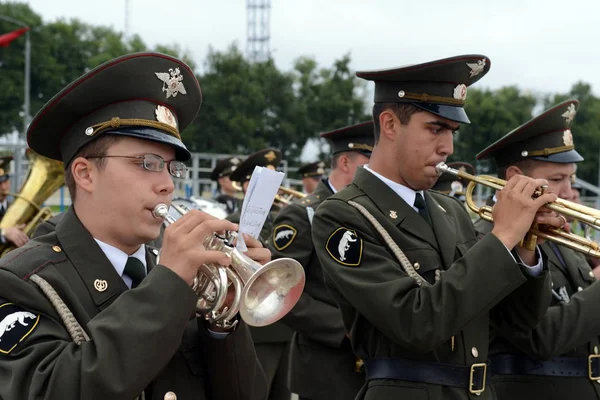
[0,155,29,248]
[0,53,267,400]
[475,100,600,400]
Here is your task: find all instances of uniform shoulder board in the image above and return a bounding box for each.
[272,224,297,251]
[0,303,40,354]
[325,227,363,267]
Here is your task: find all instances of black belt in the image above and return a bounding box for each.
[491,354,600,380]
[363,358,487,395]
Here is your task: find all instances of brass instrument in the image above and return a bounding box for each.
[152,202,306,328]
[275,186,306,207]
[435,162,600,258]
[0,150,64,256]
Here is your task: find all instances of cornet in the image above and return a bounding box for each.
[153,203,306,328]
[435,162,600,258]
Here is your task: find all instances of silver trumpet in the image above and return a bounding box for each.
[152,203,305,328]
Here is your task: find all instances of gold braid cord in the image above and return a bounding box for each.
[29,274,146,400]
[89,117,181,140]
[347,201,441,286]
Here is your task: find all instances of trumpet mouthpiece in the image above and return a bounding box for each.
[435,162,449,175]
[152,203,169,219]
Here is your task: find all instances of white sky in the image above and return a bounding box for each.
[22,0,600,97]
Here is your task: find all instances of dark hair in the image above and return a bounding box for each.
[372,103,421,143]
[331,151,362,169]
[497,159,536,180]
[64,135,123,202]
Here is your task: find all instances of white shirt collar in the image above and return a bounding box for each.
[363,165,424,212]
[1,199,8,209]
[94,239,147,288]
[327,178,338,194]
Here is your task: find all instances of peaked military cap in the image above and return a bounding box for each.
[229,149,281,184]
[0,155,13,183]
[297,161,327,178]
[27,52,202,165]
[320,121,374,156]
[357,54,491,124]
[477,99,583,166]
[432,161,475,194]
[210,156,244,181]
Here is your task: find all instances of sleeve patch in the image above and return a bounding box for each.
[0,303,40,354]
[325,227,363,267]
[273,224,297,251]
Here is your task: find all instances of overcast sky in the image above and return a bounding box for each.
[21,0,600,98]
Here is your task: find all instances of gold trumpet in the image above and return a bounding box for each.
[153,203,306,328]
[435,162,600,258]
[275,186,306,207]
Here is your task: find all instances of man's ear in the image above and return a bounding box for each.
[504,165,523,181]
[379,110,397,141]
[71,157,95,194]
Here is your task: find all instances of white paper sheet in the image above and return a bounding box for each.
[236,166,284,251]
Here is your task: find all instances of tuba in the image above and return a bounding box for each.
[0,150,65,256]
[153,202,305,329]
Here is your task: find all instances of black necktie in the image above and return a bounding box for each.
[414,192,432,226]
[124,257,146,289]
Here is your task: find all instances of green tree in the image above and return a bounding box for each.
[453,86,537,173]
[545,82,600,184]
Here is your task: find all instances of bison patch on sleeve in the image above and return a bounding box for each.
[273,224,297,251]
[0,303,40,354]
[325,227,363,267]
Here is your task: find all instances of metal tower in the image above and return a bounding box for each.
[124,0,132,41]
[246,0,271,62]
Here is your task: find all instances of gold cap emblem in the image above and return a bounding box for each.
[562,104,577,123]
[264,151,277,162]
[155,67,187,99]
[563,129,574,146]
[155,106,177,129]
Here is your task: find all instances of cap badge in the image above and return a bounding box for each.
[264,150,277,162]
[466,58,486,78]
[453,84,467,100]
[231,157,240,165]
[318,161,326,168]
[563,129,574,146]
[562,104,577,123]
[155,67,187,99]
[316,167,325,175]
[155,106,177,129]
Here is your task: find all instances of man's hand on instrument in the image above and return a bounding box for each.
[242,233,271,265]
[4,224,28,248]
[491,175,560,250]
[160,210,238,285]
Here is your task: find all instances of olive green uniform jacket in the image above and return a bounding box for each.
[311,168,552,400]
[476,208,600,400]
[0,208,267,400]
[268,180,364,399]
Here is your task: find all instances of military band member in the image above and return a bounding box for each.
[311,55,565,400]
[0,53,268,400]
[210,156,243,215]
[475,100,600,400]
[228,148,294,400]
[296,161,327,194]
[0,155,29,248]
[431,161,475,203]
[270,121,373,400]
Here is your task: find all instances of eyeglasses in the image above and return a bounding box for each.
[86,154,188,179]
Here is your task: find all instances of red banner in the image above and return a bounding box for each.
[0,27,29,48]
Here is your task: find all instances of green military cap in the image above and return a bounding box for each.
[477,99,583,166]
[229,149,281,184]
[297,160,327,178]
[0,155,13,183]
[357,54,491,124]
[210,156,244,181]
[320,121,374,156]
[432,161,475,194]
[26,52,202,165]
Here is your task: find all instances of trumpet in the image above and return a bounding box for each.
[153,203,306,328]
[275,186,306,207]
[435,162,600,258]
